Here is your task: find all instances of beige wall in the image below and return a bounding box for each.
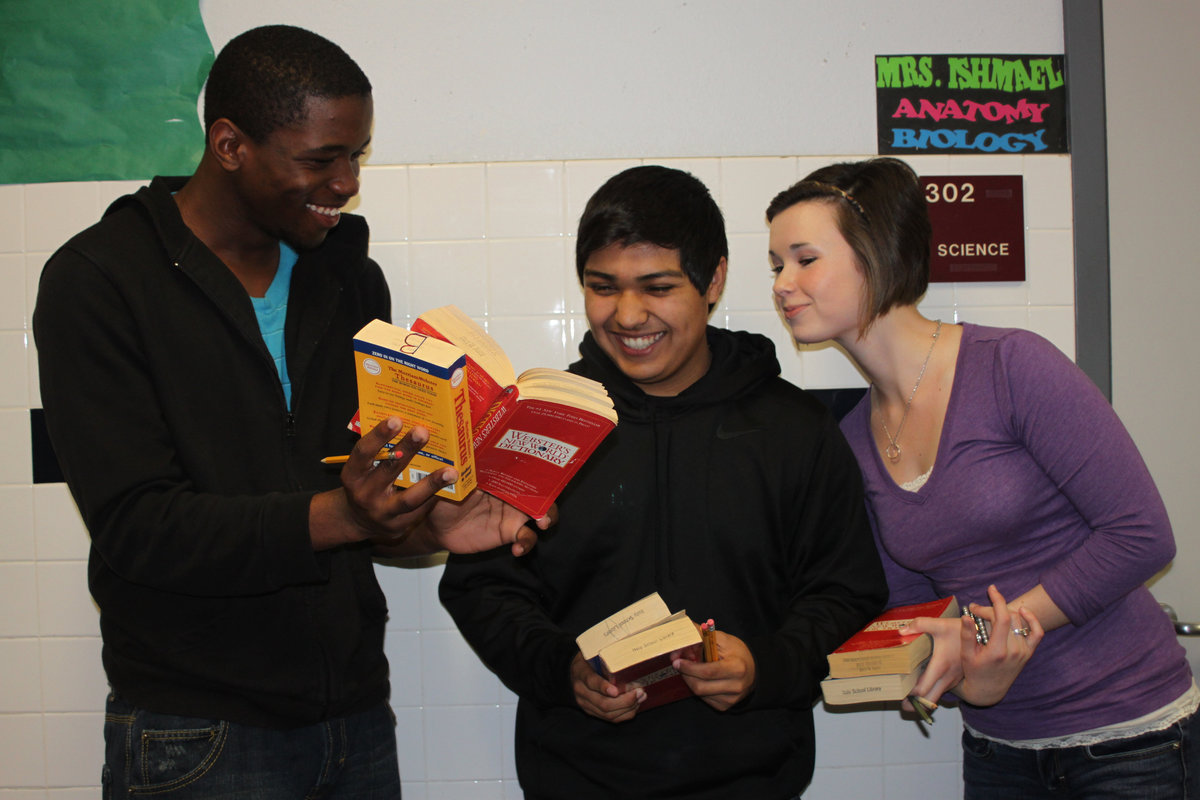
[1105,1,1200,671]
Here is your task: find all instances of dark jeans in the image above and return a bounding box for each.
[962,706,1199,799]
[101,693,401,799]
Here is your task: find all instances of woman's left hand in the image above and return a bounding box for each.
[899,614,965,710]
[957,584,1044,707]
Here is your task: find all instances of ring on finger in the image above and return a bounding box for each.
[1011,626,1030,637]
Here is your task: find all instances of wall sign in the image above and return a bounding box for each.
[876,55,1068,155]
[925,176,1025,283]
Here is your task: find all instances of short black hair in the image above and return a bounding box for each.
[576,165,728,294]
[203,25,372,142]
[766,157,930,332]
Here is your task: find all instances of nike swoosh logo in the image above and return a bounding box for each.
[715,425,762,440]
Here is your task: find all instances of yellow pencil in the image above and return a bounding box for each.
[909,694,936,724]
[912,695,938,711]
[701,619,718,662]
[320,449,399,464]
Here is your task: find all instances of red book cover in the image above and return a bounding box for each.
[471,388,616,519]
[605,641,703,712]
[832,597,958,653]
[411,316,506,429]
[827,596,958,679]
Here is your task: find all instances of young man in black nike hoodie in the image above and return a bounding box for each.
[440,165,887,799]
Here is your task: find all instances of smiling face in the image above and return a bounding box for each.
[769,199,868,346]
[583,242,725,396]
[233,93,373,250]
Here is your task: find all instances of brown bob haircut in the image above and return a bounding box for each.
[765,157,931,335]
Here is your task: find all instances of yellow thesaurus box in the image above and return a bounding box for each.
[352,319,476,501]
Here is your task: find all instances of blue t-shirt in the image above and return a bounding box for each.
[250,243,298,408]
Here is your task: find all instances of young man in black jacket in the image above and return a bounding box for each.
[33,25,541,798]
[440,166,888,799]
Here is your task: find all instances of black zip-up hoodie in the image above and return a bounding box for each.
[441,327,887,799]
[33,176,392,727]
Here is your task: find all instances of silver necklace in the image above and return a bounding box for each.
[875,319,942,463]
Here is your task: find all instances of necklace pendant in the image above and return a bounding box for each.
[885,443,901,462]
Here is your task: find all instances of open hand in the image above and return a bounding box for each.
[332,416,554,556]
[339,417,449,546]
[423,490,554,556]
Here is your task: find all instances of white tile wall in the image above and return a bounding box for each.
[0,153,1074,796]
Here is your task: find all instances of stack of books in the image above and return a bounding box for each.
[819,596,959,706]
[575,592,703,711]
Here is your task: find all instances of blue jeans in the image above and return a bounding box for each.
[101,694,401,799]
[962,706,1199,799]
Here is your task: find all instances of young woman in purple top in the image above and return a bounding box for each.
[765,157,1198,798]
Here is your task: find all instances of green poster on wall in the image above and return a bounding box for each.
[0,0,213,185]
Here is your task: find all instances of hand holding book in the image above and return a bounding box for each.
[417,487,551,558]
[821,597,960,709]
[574,593,703,713]
[822,592,1042,717]
[573,594,757,715]
[672,626,758,713]
[314,415,455,552]
[892,586,1042,711]
[335,415,548,558]
[894,610,967,713]
[570,652,645,724]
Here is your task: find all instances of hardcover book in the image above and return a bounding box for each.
[826,596,959,679]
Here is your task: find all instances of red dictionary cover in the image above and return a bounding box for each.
[471,389,615,519]
[832,597,957,654]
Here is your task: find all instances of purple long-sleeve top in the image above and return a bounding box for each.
[841,323,1192,740]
